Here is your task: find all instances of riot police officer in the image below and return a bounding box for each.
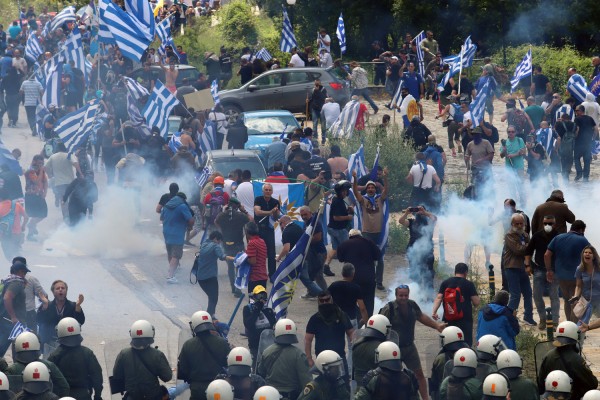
[47,318,102,400]
[215,347,265,400]
[0,372,16,400]
[496,349,537,400]
[252,386,280,400]
[542,370,572,400]
[482,373,510,400]
[583,390,600,400]
[439,348,483,400]
[17,362,58,400]
[205,379,234,400]
[256,318,311,400]
[7,333,69,397]
[297,350,349,400]
[354,341,420,400]
[352,315,391,388]
[178,311,230,400]
[112,320,172,400]
[242,286,275,364]
[442,333,502,381]
[430,326,468,400]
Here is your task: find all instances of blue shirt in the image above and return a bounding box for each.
[305,219,327,254]
[8,25,21,39]
[161,196,193,245]
[195,241,226,280]
[547,232,590,281]
[0,56,12,78]
[401,72,424,101]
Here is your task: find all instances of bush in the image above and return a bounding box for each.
[388,220,409,255]
[218,1,258,46]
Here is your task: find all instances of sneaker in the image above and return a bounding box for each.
[522,317,537,326]
[538,321,546,331]
[323,265,335,277]
[301,293,317,300]
[166,277,178,284]
[376,284,386,291]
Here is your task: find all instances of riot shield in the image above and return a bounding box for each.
[7,375,22,394]
[104,339,131,400]
[174,328,193,400]
[255,329,275,368]
[43,341,59,357]
[534,340,555,381]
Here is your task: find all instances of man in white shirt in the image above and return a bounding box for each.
[208,105,229,150]
[289,47,305,68]
[321,98,341,129]
[45,143,76,221]
[582,92,600,125]
[317,28,331,53]
[406,152,441,209]
[318,48,333,69]
[234,170,255,217]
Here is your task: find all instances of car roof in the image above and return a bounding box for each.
[208,149,260,158]
[133,65,199,72]
[242,110,296,118]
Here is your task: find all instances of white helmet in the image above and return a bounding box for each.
[440,326,466,350]
[206,379,234,400]
[22,361,51,394]
[555,321,580,346]
[482,373,510,399]
[451,348,477,378]
[0,372,9,391]
[191,311,215,334]
[274,319,298,345]
[365,315,391,338]
[129,320,155,349]
[476,335,505,361]
[14,332,41,363]
[253,386,281,400]
[544,370,572,394]
[56,317,83,347]
[315,350,344,380]
[583,390,600,400]
[227,347,252,377]
[496,349,522,379]
[375,341,402,371]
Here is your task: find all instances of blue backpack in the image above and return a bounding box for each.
[450,103,464,123]
[423,146,444,180]
[0,201,16,238]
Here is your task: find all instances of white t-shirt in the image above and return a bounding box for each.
[209,111,228,140]
[45,152,76,186]
[223,179,237,196]
[409,163,437,189]
[290,53,305,68]
[321,102,341,128]
[582,100,600,125]
[463,111,473,127]
[318,34,331,53]
[319,52,333,68]
[235,181,255,217]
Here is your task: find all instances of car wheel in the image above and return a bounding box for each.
[223,104,242,124]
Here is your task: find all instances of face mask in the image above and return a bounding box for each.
[319,303,337,318]
[544,225,553,233]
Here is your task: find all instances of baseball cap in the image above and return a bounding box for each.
[10,261,30,274]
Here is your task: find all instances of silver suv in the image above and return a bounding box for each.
[218,67,350,121]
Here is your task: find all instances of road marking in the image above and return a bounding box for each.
[124,263,147,281]
[152,292,176,309]
[32,264,57,268]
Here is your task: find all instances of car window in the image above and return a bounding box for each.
[253,74,281,88]
[284,71,311,85]
[176,69,199,85]
[209,156,266,180]
[244,115,299,136]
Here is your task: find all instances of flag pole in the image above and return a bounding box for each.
[457,44,464,96]
[530,44,533,87]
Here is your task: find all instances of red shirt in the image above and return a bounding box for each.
[355,103,368,130]
[246,235,268,282]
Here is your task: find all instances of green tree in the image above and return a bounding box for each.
[218,1,258,46]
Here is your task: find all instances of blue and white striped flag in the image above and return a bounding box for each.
[142,80,180,138]
[280,6,297,53]
[255,48,272,62]
[41,20,51,38]
[124,76,150,100]
[210,80,220,105]
[199,120,218,155]
[437,36,477,91]
[269,214,318,319]
[168,130,182,154]
[369,146,380,181]
[555,104,574,122]
[0,139,22,175]
[414,30,426,76]
[510,49,532,93]
[330,99,360,138]
[470,77,491,127]
[126,93,151,136]
[63,27,86,80]
[35,105,50,140]
[98,0,152,61]
[156,17,170,43]
[42,62,62,108]
[124,0,155,41]
[195,165,213,188]
[48,6,77,34]
[567,73,591,103]
[347,144,367,178]
[336,13,346,55]
[234,252,251,290]
[55,100,101,155]
[8,321,30,341]
[25,33,43,63]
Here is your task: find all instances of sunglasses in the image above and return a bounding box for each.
[544,222,554,226]
[396,284,409,290]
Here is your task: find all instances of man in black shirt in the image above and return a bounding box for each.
[238,59,253,85]
[328,263,368,325]
[574,105,597,181]
[431,263,480,346]
[525,215,560,329]
[531,65,551,105]
[156,182,178,214]
[253,183,281,278]
[554,112,576,181]
[325,181,353,276]
[219,47,233,88]
[0,261,28,356]
[215,197,251,298]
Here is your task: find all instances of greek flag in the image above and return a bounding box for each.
[330,99,360,138]
[124,76,150,100]
[589,74,600,96]
[142,80,180,138]
[55,100,101,155]
[234,252,251,290]
[63,27,86,80]
[35,105,50,140]
[470,77,491,127]
[555,104,574,122]
[414,30,426,76]
[280,6,297,53]
[437,36,477,91]
[195,165,213,188]
[25,33,43,63]
[199,120,218,155]
[124,0,155,41]
[255,48,272,62]
[336,13,346,54]
[127,93,150,136]
[42,62,62,108]
[168,131,182,153]
[0,139,22,175]
[98,0,152,61]
[41,20,51,38]
[567,73,591,103]
[156,17,170,44]
[510,49,532,92]
[369,147,389,252]
[7,321,30,341]
[269,214,318,319]
[210,80,220,105]
[347,144,367,178]
[48,6,77,34]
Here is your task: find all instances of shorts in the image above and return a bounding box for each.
[400,342,422,372]
[166,244,183,260]
[24,194,48,218]
[327,227,348,250]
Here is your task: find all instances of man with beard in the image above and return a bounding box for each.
[465,126,495,190]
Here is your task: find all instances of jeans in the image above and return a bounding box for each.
[363,232,384,285]
[0,89,6,130]
[25,105,36,134]
[299,264,322,296]
[311,108,326,142]
[574,146,592,179]
[505,268,533,320]
[560,152,573,181]
[558,280,578,323]
[198,277,218,317]
[533,269,559,324]
[351,88,378,112]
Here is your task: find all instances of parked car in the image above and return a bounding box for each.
[203,149,267,180]
[242,110,300,158]
[128,65,200,89]
[165,115,183,140]
[218,67,350,121]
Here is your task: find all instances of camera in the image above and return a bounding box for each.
[408,207,420,212]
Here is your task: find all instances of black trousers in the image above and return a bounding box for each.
[259,227,276,279]
[198,277,219,317]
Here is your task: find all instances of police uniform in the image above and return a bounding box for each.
[296,375,350,400]
[507,376,538,400]
[537,346,598,400]
[0,391,15,400]
[256,343,311,399]
[7,361,69,397]
[112,346,172,400]
[439,375,482,400]
[351,337,383,387]
[430,351,453,399]
[214,374,265,400]
[177,332,230,400]
[442,358,497,380]
[242,303,275,359]
[354,367,420,400]
[15,391,58,400]
[47,345,103,400]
